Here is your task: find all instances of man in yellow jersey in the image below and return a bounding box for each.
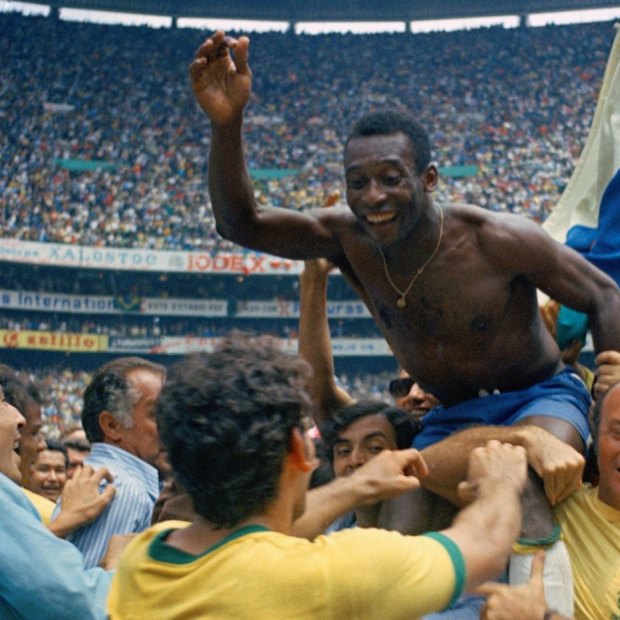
[110,333,529,620]
[477,380,620,620]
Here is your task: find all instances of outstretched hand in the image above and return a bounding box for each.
[189,31,252,125]
[353,448,429,506]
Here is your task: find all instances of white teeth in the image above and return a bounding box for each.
[366,212,396,224]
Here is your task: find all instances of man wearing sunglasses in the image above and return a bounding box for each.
[389,371,441,421]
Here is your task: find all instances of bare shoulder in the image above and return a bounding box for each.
[447,203,559,270]
[452,204,550,245]
[450,203,542,236]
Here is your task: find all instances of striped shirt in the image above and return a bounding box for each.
[64,443,159,569]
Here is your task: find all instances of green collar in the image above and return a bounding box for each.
[149,524,270,564]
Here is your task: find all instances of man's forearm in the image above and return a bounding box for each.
[444,478,523,589]
[208,120,258,244]
[420,425,569,505]
[291,476,367,539]
[299,265,354,426]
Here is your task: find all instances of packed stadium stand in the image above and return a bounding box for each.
[1,7,617,432]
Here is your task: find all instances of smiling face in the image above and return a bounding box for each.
[0,388,26,484]
[29,449,67,502]
[344,132,436,248]
[391,369,441,420]
[17,398,46,487]
[596,384,620,510]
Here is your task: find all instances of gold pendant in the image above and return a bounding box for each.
[397,297,406,309]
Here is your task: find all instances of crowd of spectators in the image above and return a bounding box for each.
[1,14,614,253]
[1,13,616,433]
[17,365,391,435]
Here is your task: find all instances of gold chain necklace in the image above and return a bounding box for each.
[379,205,444,309]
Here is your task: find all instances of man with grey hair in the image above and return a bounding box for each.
[61,357,166,568]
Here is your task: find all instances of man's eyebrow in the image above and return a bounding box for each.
[333,438,352,445]
[345,157,405,174]
[362,431,391,441]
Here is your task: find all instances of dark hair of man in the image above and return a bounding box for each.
[345,110,432,174]
[321,400,419,466]
[156,333,313,529]
[81,357,166,444]
[62,438,91,453]
[309,437,335,489]
[41,439,69,469]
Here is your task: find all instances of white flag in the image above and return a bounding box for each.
[543,23,620,244]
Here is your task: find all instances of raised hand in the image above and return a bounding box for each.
[189,31,252,125]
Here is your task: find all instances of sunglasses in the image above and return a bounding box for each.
[389,377,415,398]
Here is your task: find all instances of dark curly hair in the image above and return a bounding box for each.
[321,400,420,466]
[345,110,432,174]
[156,333,313,529]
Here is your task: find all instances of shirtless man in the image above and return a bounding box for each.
[190,31,620,613]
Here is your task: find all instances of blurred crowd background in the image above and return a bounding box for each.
[1,13,615,432]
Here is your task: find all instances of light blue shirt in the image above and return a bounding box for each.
[0,473,111,619]
[63,442,159,569]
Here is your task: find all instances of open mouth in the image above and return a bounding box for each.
[366,211,397,226]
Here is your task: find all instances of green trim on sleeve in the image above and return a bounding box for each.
[423,532,467,608]
[149,524,270,565]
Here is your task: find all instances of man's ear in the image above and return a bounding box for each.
[423,164,438,192]
[99,411,123,443]
[289,428,315,473]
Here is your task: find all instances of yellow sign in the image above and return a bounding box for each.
[0,330,108,352]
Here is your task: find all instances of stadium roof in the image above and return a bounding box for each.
[46,0,620,22]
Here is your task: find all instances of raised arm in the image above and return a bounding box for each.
[299,257,355,427]
[190,31,344,260]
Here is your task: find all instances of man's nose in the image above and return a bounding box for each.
[409,382,426,401]
[364,179,387,206]
[36,434,47,451]
[349,446,368,469]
